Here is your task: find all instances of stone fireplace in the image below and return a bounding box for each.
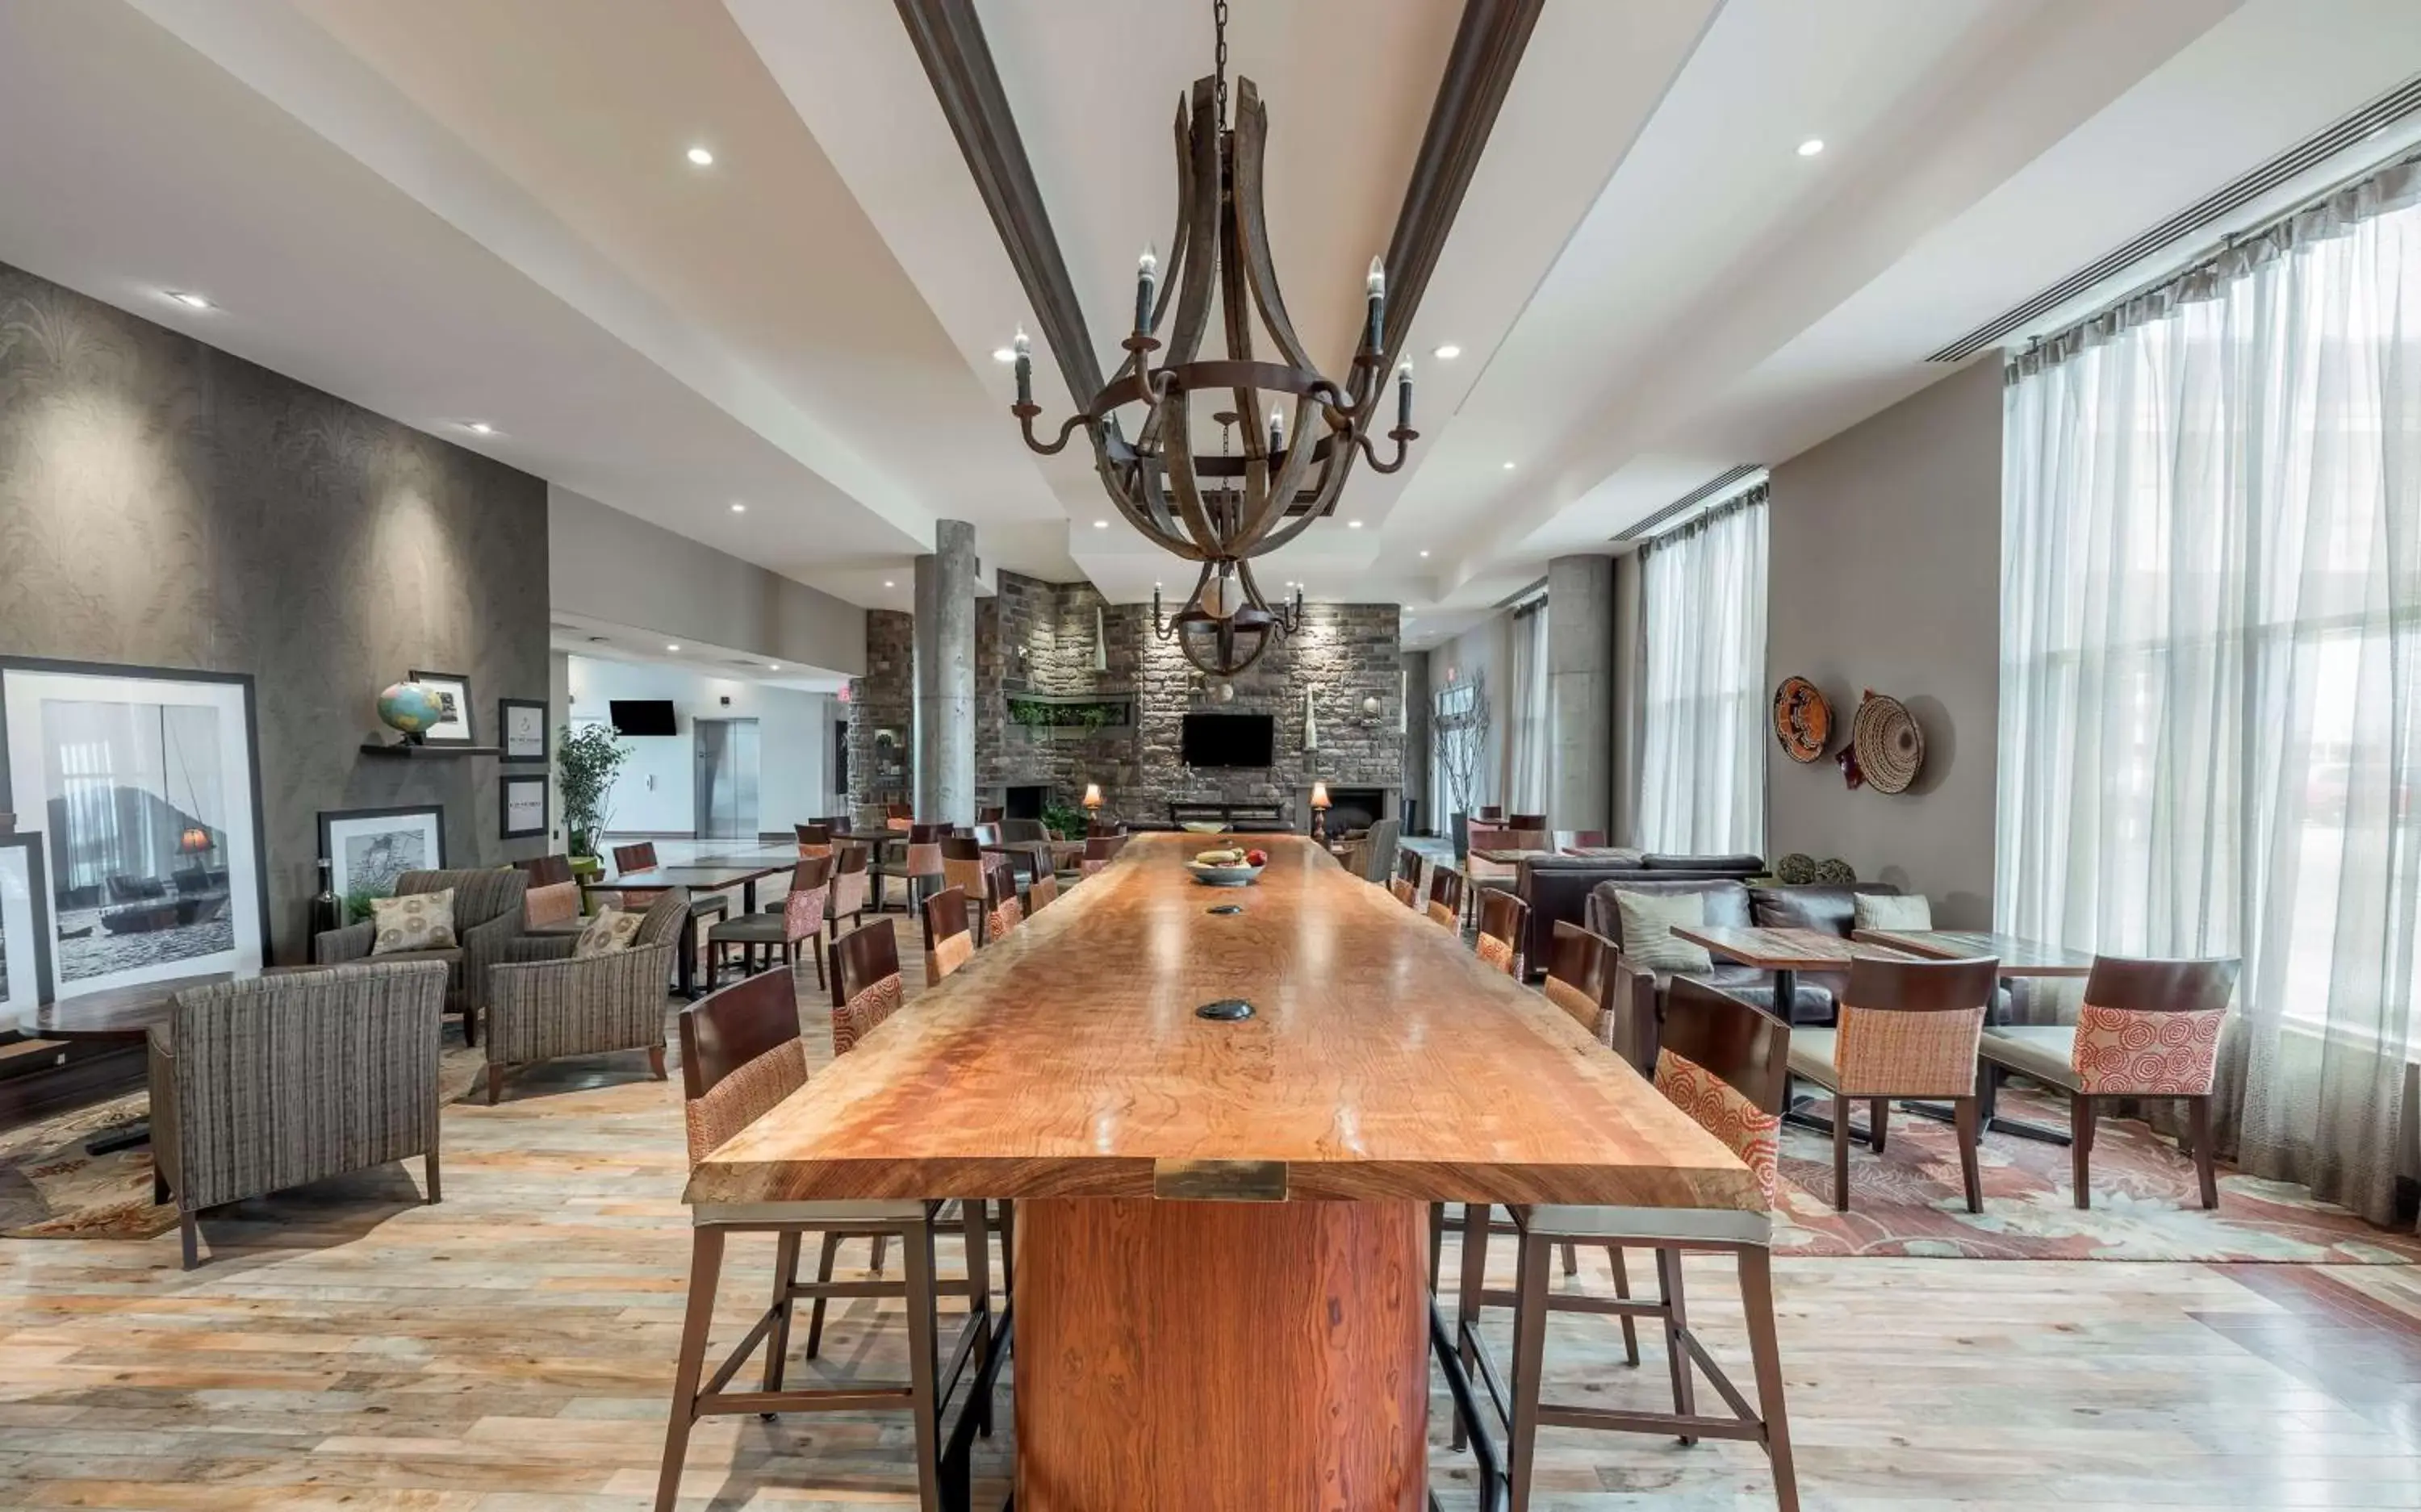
[1301,784,1395,837]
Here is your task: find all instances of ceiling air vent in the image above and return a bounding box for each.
[1927,71,2421,364]
[1612,465,1763,544]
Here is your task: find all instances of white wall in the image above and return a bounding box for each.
[567,654,835,838]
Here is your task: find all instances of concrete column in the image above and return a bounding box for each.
[1545,553,1614,833]
[913,520,978,824]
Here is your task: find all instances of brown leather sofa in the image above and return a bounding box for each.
[1584,879,1905,1068]
[1512,852,1764,979]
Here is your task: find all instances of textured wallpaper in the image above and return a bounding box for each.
[0,260,550,963]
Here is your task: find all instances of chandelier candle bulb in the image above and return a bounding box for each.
[1396,361,1414,430]
[1135,244,1158,333]
[1269,405,1284,455]
[1012,327,1032,407]
[1365,256,1386,353]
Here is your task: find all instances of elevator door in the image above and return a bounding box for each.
[693,719,760,842]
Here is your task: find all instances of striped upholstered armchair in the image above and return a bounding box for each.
[479,889,691,1105]
[313,867,529,1046]
[148,960,449,1268]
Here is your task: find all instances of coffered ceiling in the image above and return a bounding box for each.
[2,0,2415,652]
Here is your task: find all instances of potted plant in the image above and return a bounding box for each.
[1432,670,1491,861]
[557,722,629,863]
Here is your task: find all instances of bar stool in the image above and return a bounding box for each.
[1457,978,1799,1512]
[1785,954,2001,1212]
[1079,832,1125,878]
[1425,865,1466,930]
[1391,849,1424,908]
[1979,954,2239,1209]
[1026,869,1060,912]
[941,835,1009,941]
[923,886,974,986]
[705,855,830,991]
[654,967,991,1512]
[1476,891,1531,978]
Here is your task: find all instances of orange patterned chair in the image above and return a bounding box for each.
[1980,955,2239,1209]
[1455,977,1799,1512]
[1785,954,2001,1212]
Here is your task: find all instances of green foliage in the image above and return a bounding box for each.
[1006,695,1131,733]
[1041,801,1086,841]
[344,887,382,925]
[558,722,629,857]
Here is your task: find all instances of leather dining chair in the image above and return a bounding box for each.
[656,965,991,1512]
[922,887,974,987]
[1980,954,2239,1209]
[1541,921,1622,1051]
[1457,977,1799,1512]
[1787,954,2001,1212]
[1425,866,1466,930]
[1476,889,1531,978]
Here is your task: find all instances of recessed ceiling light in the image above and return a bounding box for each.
[767,662,780,670]
[730,502,746,513]
[466,421,496,436]
[991,346,1017,363]
[884,580,896,589]
[666,644,681,653]
[1432,344,1461,360]
[167,290,212,310]
[686,145,716,167]
[1501,461,1517,470]
[1419,549,1430,558]
[1348,520,1364,529]
[1796,138,1825,157]
[1093,519,1109,528]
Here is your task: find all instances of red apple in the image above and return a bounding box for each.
[1244,848,1269,868]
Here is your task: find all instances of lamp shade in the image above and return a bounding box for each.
[178,825,212,854]
[1082,783,1104,810]
[1310,781,1331,810]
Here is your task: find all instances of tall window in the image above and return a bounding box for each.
[1637,484,1768,854]
[1999,157,2421,1226]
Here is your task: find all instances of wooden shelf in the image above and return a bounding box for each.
[358,741,504,758]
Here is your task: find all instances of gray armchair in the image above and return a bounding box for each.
[1340,818,1401,884]
[148,960,448,1268]
[314,868,529,1046]
[480,888,690,1104]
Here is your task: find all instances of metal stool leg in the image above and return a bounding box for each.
[1656,1247,1697,1444]
[804,1231,841,1359]
[763,1230,801,1396]
[1738,1244,1800,1512]
[1505,1228,1553,1512]
[1452,1200,1491,1452]
[901,1219,943,1512]
[1604,1243,1640,1367]
[653,1227,725,1512]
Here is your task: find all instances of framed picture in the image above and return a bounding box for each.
[0,832,56,1025]
[500,773,548,841]
[319,804,446,904]
[408,669,475,746]
[499,698,547,763]
[0,658,270,998]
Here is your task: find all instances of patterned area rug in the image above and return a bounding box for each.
[0,1043,488,1241]
[1773,1087,2421,1263]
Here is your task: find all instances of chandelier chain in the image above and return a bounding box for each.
[1212,0,1229,129]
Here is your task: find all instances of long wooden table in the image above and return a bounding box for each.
[689,833,1756,1510]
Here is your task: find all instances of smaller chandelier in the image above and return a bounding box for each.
[1008,0,1415,675]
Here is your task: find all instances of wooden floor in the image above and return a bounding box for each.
[2,913,2418,1509]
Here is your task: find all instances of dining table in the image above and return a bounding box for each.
[582,853,797,996]
[1852,927,2095,1144]
[688,833,1758,1511]
[1670,925,1918,1136]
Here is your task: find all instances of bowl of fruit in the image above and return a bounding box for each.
[1186,846,1269,887]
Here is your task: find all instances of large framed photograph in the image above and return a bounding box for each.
[500,773,548,841]
[408,669,475,746]
[0,832,55,1026]
[319,805,446,904]
[0,659,269,999]
[499,698,547,763]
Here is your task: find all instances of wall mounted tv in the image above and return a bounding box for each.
[608,700,679,737]
[1181,712,1275,767]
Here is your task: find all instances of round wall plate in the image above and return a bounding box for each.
[1195,999,1255,1021]
[1206,903,1244,915]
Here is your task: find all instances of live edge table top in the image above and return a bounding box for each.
[688,833,1757,1213]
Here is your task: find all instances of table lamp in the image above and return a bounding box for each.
[1310,780,1332,843]
[1082,783,1104,812]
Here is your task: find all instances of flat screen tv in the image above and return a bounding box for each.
[608,700,679,737]
[1181,712,1274,767]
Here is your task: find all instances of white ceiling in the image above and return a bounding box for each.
[2,0,2415,651]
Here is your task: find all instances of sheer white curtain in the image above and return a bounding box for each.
[1504,603,1550,816]
[1637,487,1768,854]
[1999,158,2421,1225]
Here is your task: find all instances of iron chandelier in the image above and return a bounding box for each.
[1008,0,1417,675]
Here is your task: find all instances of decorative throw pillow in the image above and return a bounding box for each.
[575,907,646,958]
[370,888,458,955]
[1612,889,1712,974]
[1852,892,1934,932]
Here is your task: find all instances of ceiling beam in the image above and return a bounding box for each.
[896,0,1102,405]
[1378,0,1545,365]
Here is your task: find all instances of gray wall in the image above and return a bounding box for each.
[1766,358,2002,927]
[0,258,550,961]
[550,484,865,678]
[1610,549,1645,846]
